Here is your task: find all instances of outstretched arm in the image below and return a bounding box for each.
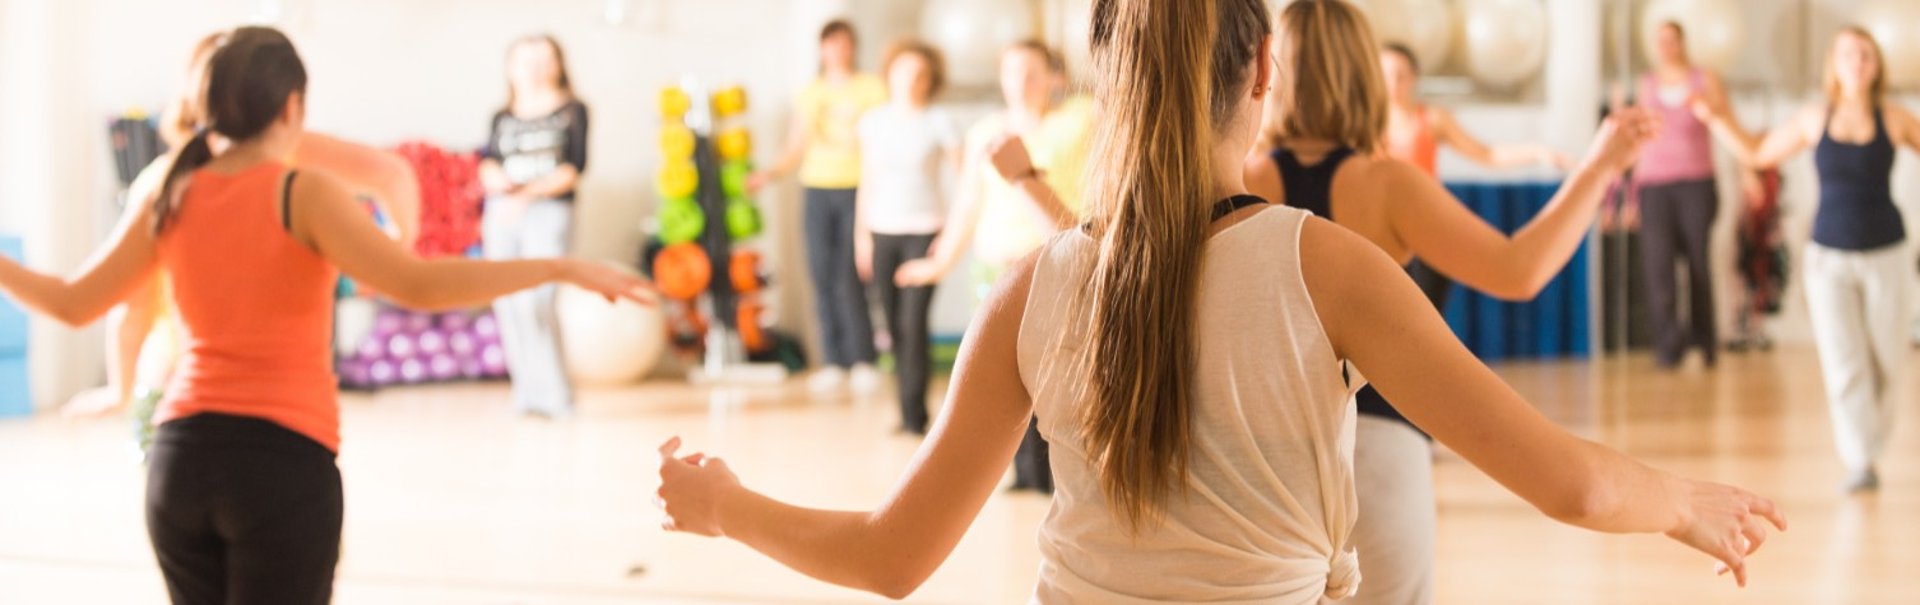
[295,132,422,246]
[657,253,1039,599]
[294,170,651,310]
[1432,108,1571,170]
[1386,107,1661,300]
[0,184,162,327]
[1301,218,1786,586]
[1696,100,1818,169]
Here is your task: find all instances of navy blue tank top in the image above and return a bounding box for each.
[1812,106,1905,250]
[1269,147,1429,434]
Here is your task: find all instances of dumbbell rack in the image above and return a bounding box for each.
[661,80,785,386]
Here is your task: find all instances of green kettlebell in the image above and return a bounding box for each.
[721,160,752,199]
[659,197,707,245]
[725,197,763,239]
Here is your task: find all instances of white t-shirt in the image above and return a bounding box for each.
[856,104,960,235]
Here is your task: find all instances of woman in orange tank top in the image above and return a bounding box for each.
[1380,43,1570,177]
[0,27,651,605]
[64,30,425,426]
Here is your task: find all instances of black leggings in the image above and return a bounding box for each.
[1637,179,1720,365]
[803,188,877,368]
[871,233,939,433]
[146,413,343,605]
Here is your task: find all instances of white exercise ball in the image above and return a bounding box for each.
[1639,0,1745,73]
[1351,0,1453,70]
[558,278,666,387]
[922,0,1039,89]
[1459,0,1548,89]
[1861,0,1920,88]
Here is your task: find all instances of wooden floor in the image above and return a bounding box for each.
[1,345,1915,604]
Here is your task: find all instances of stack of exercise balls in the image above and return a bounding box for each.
[337,306,509,390]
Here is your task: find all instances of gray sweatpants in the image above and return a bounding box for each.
[482,198,575,415]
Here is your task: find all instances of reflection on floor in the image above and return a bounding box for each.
[0,346,1914,604]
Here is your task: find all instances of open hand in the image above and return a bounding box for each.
[61,386,125,418]
[1663,479,1788,588]
[1583,106,1664,175]
[562,259,659,306]
[656,436,740,537]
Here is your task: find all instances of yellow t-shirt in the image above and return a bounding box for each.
[796,74,888,189]
[968,96,1095,266]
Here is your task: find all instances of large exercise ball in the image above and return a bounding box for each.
[1639,0,1745,73]
[1351,0,1454,70]
[1862,1,1920,88]
[922,0,1038,89]
[558,277,667,387]
[1459,0,1548,89]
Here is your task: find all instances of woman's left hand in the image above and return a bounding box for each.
[657,436,741,537]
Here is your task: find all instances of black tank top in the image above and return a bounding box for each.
[1812,106,1905,250]
[1268,146,1427,435]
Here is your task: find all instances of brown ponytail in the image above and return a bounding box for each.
[151,26,307,233]
[1077,0,1269,531]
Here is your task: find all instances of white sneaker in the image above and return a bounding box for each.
[849,364,883,395]
[807,367,847,393]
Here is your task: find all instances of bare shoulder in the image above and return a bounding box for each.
[1296,216,1408,353]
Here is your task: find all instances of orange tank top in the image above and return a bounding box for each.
[1388,106,1439,178]
[154,162,343,451]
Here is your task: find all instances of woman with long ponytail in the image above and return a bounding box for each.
[0,27,650,604]
[656,1,1781,601]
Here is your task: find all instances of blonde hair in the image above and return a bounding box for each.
[1825,26,1887,104]
[1263,0,1387,154]
[1077,0,1270,531]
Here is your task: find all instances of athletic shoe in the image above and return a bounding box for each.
[1843,467,1880,493]
[807,367,847,394]
[849,364,882,395]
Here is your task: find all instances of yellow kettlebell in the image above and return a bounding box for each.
[712,86,749,118]
[656,160,700,199]
[659,125,696,161]
[716,128,752,161]
[660,87,691,120]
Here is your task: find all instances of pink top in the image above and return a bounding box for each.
[1634,70,1717,185]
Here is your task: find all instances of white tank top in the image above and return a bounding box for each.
[1017,207,1361,604]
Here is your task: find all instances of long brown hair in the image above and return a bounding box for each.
[151,26,307,233]
[503,34,576,112]
[1824,26,1887,105]
[1077,0,1270,531]
[1264,0,1387,154]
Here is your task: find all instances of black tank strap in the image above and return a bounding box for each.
[1210,194,1270,222]
[280,170,299,233]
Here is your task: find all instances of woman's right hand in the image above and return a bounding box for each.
[1662,478,1787,588]
[1583,106,1664,175]
[478,162,513,195]
[560,259,658,306]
